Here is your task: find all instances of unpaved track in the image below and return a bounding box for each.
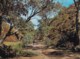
[10,49,80,59]
[9,44,80,59]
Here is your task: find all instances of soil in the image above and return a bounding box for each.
[8,44,80,59]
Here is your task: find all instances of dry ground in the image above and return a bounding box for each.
[8,44,80,59]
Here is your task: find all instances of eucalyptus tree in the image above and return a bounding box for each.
[73,0,80,44]
[0,0,61,43]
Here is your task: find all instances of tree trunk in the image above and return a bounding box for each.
[75,6,79,43]
[73,0,80,45]
[0,16,2,35]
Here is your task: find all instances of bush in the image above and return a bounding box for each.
[44,38,53,48]
[3,41,23,56]
[0,44,16,58]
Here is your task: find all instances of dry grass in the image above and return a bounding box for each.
[3,41,22,46]
[3,41,23,55]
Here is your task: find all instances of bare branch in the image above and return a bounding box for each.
[26,5,47,22]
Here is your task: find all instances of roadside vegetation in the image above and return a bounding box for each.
[0,0,80,59]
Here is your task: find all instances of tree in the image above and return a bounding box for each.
[0,0,61,43]
[73,0,80,44]
[25,0,60,22]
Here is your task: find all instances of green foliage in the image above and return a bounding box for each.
[12,42,23,56]
[34,5,78,49]
[19,21,35,46]
[44,38,53,47]
[23,33,34,45]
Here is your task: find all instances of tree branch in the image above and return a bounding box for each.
[26,5,47,22]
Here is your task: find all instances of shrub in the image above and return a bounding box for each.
[44,38,53,48]
[3,41,23,56]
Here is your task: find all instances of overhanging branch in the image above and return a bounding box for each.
[26,5,47,22]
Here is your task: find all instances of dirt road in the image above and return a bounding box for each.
[9,44,80,59]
